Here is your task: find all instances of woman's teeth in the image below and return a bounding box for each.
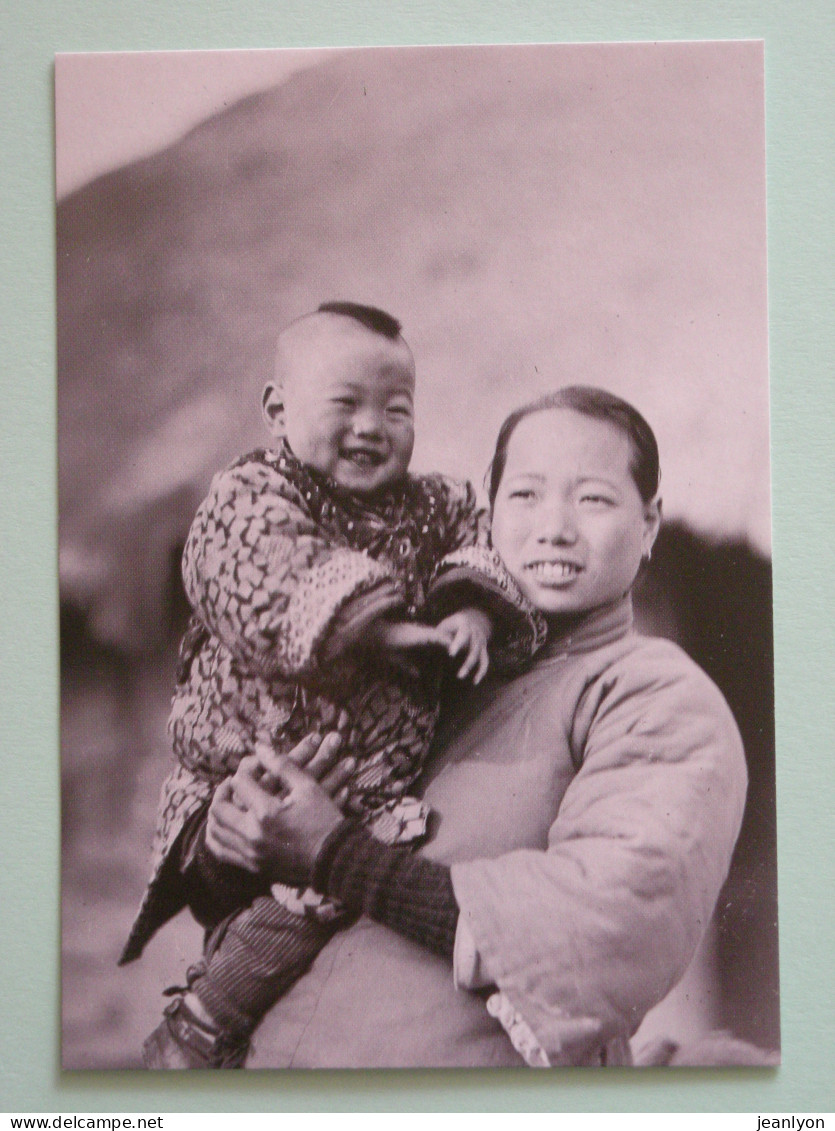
[526,561,580,581]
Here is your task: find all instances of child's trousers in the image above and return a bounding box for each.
[191,895,340,1038]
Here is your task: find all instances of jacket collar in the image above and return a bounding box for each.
[535,593,634,662]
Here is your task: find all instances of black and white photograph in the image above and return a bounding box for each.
[56,40,778,1071]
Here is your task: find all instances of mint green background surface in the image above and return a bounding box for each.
[1,0,833,1112]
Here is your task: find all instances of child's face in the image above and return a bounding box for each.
[267,324,416,495]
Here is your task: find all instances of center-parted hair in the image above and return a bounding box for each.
[488,386,661,505]
[316,301,403,340]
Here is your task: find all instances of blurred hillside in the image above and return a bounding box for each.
[57,42,768,655]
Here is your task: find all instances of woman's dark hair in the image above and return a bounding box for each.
[487,386,660,505]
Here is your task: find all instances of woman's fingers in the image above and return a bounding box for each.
[302,732,343,781]
[319,755,356,800]
[210,781,255,833]
[206,792,260,871]
[210,753,346,884]
[234,753,266,783]
[283,732,323,770]
[227,766,284,818]
[250,731,352,800]
[213,777,242,811]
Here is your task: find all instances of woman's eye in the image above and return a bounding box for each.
[332,398,356,409]
[508,489,536,501]
[579,493,614,506]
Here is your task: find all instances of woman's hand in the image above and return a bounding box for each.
[206,745,348,885]
[254,728,353,806]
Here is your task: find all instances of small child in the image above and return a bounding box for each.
[121,302,542,1069]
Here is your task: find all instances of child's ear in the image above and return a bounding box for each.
[262,382,285,437]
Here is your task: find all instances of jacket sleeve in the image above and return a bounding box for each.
[182,459,405,679]
[425,475,489,555]
[426,545,547,668]
[449,642,748,1065]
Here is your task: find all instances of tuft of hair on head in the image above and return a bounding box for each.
[316,301,403,340]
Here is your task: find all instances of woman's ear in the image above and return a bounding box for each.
[642,497,662,559]
[262,382,285,438]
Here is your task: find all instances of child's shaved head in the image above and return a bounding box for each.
[274,303,413,391]
[264,302,416,496]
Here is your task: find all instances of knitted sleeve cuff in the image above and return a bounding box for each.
[312,820,459,959]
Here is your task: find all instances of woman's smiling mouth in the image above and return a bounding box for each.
[524,560,582,584]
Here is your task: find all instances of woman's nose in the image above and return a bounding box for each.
[536,500,578,543]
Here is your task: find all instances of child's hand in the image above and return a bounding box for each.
[436,607,493,683]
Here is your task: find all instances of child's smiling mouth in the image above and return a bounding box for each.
[341,446,387,468]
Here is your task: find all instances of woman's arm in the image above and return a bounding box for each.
[314,821,459,958]
[206,754,460,959]
[450,640,748,1064]
[180,733,360,927]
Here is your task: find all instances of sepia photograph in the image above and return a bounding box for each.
[56,40,778,1071]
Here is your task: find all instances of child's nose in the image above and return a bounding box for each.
[353,407,384,436]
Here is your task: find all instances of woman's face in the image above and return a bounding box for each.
[490,408,660,620]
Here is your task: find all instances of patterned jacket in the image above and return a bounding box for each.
[120,441,543,963]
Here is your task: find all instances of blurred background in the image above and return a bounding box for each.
[56,41,777,1067]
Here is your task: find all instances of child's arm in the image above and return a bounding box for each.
[351,608,492,684]
[427,546,547,671]
[182,458,407,680]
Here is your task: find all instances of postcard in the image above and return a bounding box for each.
[56,41,776,1070]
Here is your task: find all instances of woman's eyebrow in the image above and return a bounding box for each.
[574,476,622,493]
[504,471,546,484]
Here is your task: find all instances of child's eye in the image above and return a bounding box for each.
[332,397,356,409]
[386,405,412,419]
[579,493,615,506]
[508,488,537,501]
